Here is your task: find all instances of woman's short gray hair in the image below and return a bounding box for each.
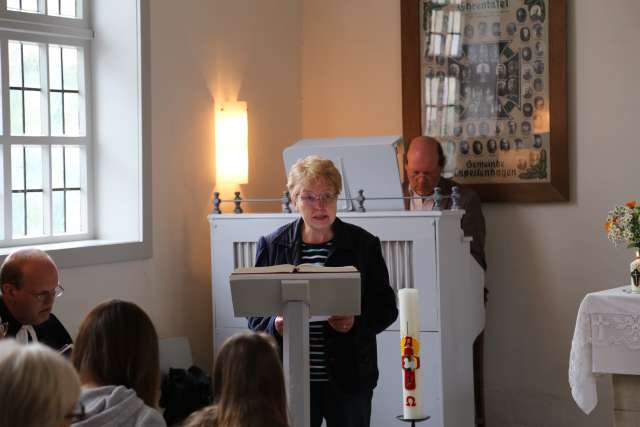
[0,340,80,427]
[287,155,342,197]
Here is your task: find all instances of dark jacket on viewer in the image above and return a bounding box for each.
[247,217,398,394]
[0,297,72,350]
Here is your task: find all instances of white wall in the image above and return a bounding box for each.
[53,0,302,370]
[298,1,640,426]
[53,1,640,425]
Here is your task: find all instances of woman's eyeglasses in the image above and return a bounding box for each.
[299,192,338,205]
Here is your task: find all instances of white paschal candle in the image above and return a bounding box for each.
[399,288,422,420]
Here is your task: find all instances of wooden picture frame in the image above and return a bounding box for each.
[401,0,567,202]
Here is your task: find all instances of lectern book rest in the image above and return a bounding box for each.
[233,264,357,274]
[229,266,361,318]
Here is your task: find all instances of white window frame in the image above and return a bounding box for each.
[1,0,90,31]
[0,0,152,268]
[0,0,92,247]
[0,33,92,245]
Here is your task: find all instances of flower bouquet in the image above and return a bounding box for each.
[606,201,640,292]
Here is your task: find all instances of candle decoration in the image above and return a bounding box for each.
[399,288,423,420]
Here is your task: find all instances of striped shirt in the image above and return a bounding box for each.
[301,240,333,382]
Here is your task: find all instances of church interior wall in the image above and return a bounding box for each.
[51,1,639,426]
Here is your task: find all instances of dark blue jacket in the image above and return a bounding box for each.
[248,217,398,393]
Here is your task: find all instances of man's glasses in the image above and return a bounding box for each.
[299,192,338,205]
[407,170,435,179]
[24,285,64,302]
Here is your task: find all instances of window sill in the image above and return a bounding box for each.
[0,238,152,268]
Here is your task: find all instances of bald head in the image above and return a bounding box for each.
[405,136,444,196]
[1,249,56,290]
[0,248,59,325]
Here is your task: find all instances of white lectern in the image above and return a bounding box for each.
[230,271,361,427]
[211,211,484,427]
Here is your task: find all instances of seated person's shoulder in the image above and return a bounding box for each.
[139,405,167,427]
[34,313,72,349]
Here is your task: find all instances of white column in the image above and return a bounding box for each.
[282,280,311,427]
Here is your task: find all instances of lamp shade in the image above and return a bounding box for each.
[215,101,248,185]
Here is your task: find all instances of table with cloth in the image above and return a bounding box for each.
[570,286,640,426]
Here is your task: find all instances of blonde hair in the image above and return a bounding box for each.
[0,340,80,427]
[181,405,217,427]
[286,155,342,198]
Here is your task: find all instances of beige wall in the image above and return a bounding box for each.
[52,1,640,425]
[301,0,402,137]
[300,0,639,426]
[54,0,302,371]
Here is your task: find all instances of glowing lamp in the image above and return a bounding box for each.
[215,101,248,185]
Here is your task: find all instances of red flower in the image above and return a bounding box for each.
[626,201,637,209]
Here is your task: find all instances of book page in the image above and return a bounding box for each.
[232,264,296,274]
[295,264,358,273]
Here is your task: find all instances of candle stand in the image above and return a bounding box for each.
[395,415,431,427]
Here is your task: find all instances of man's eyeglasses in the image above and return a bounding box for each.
[407,170,435,179]
[25,285,64,302]
[65,402,86,423]
[299,192,338,205]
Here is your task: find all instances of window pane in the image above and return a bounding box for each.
[25,145,42,189]
[48,0,60,15]
[26,192,43,235]
[60,0,75,18]
[22,43,40,88]
[10,89,23,135]
[11,145,24,190]
[62,47,78,90]
[9,41,22,87]
[50,92,63,136]
[52,190,64,234]
[64,146,80,187]
[51,145,64,188]
[49,46,62,90]
[22,0,38,13]
[47,0,77,17]
[66,190,81,233]
[7,0,20,11]
[24,90,42,135]
[64,92,79,135]
[12,193,25,237]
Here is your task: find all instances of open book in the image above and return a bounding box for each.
[233,264,358,274]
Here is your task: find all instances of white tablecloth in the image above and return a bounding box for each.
[569,286,640,414]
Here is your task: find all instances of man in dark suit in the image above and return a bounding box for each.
[404,135,487,427]
[404,136,486,269]
[0,248,72,351]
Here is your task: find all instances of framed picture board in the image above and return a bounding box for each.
[401,0,567,202]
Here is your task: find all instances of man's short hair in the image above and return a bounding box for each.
[406,136,446,168]
[0,249,53,290]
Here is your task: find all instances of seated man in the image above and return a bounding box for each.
[404,136,487,427]
[404,136,486,270]
[0,248,72,351]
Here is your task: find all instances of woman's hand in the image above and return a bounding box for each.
[328,315,354,333]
